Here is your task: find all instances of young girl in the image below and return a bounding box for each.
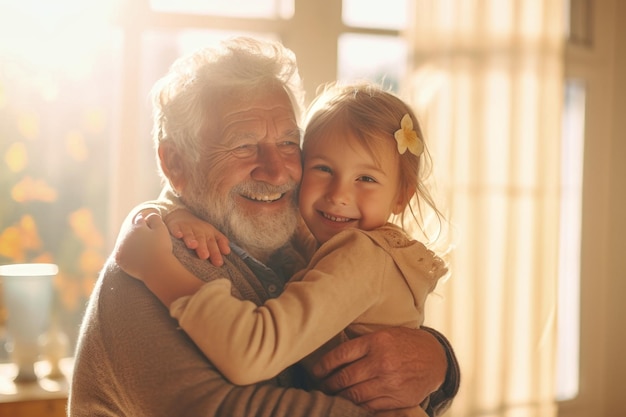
[117,82,449,416]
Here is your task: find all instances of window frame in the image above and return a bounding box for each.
[558,0,625,416]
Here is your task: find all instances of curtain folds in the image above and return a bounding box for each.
[405,1,565,416]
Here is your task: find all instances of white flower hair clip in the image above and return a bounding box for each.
[394,114,424,157]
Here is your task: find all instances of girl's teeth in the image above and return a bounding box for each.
[323,212,351,222]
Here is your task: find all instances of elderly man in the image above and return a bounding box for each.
[68,37,459,417]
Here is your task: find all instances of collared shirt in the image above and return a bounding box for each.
[229,243,287,299]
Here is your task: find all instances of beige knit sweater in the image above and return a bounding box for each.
[67,208,371,417]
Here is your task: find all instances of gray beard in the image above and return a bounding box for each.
[184,179,300,262]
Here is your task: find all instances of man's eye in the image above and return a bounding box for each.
[231,144,257,158]
[278,141,301,154]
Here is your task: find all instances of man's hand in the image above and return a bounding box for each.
[310,327,447,412]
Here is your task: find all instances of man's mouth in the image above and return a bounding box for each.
[243,192,284,202]
[320,211,353,223]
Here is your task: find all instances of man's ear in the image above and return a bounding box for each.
[158,142,188,193]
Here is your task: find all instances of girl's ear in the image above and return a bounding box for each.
[393,188,415,215]
[158,142,188,193]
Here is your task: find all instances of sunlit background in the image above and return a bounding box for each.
[0,1,624,416]
[0,0,120,349]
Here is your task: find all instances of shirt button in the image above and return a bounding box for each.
[268,284,278,294]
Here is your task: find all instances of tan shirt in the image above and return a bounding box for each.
[170,224,447,386]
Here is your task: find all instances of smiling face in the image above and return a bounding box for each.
[179,85,303,260]
[299,127,407,245]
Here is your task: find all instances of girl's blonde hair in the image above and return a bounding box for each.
[302,81,444,242]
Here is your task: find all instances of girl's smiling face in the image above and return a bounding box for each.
[298,129,408,245]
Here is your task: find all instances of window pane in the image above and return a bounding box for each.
[151,0,294,19]
[342,0,409,30]
[556,79,585,401]
[338,34,407,91]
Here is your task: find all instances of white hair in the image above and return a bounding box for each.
[150,36,305,186]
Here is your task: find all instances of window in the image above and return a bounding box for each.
[150,0,294,19]
[338,34,407,91]
[0,1,122,357]
[556,80,585,401]
[339,0,409,90]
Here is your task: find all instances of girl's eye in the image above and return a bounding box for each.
[313,165,332,173]
[358,175,377,183]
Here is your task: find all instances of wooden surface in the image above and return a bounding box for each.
[0,359,72,417]
[0,397,67,417]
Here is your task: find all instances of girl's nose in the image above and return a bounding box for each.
[325,179,351,206]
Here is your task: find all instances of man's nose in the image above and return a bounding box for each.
[251,143,290,184]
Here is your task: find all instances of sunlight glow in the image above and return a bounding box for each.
[150,0,294,19]
[556,80,585,401]
[338,34,407,90]
[0,0,118,80]
[342,0,408,30]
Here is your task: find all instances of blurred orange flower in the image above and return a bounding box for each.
[16,111,40,140]
[69,208,104,248]
[0,215,43,261]
[79,248,106,275]
[5,142,27,173]
[11,176,58,203]
[33,253,54,263]
[0,226,25,260]
[66,130,88,162]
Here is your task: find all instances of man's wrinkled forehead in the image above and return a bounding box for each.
[225,85,295,115]
[223,101,296,122]
[209,87,299,139]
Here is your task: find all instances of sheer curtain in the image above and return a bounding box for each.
[405,1,565,416]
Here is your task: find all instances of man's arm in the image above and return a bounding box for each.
[69,261,372,417]
[70,201,372,417]
[420,327,460,417]
[310,326,460,416]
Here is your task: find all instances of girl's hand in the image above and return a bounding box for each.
[116,210,205,307]
[115,210,173,282]
[164,209,231,266]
